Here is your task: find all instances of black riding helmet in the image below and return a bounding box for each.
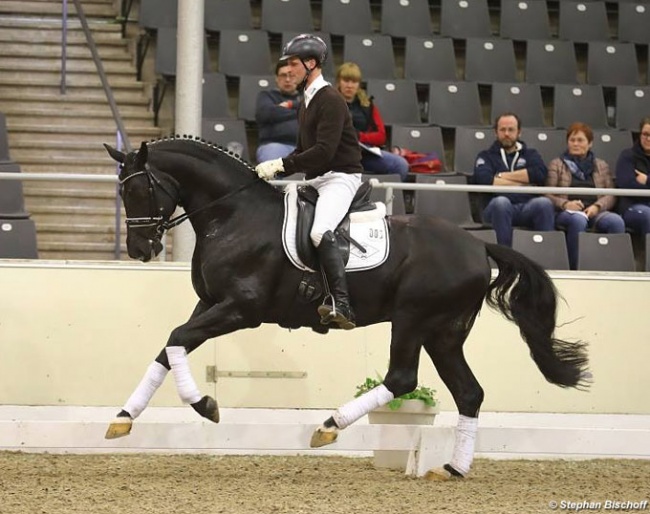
[279,33,328,92]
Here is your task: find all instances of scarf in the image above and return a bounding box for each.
[561,150,594,181]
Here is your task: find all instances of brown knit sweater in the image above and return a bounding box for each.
[283,85,363,179]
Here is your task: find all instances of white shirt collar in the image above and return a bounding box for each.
[304,74,329,107]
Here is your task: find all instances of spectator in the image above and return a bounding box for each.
[546,122,625,270]
[615,117,650,235]
[255,61,301,164]
[335,62,410,181]
[473,112,555,247]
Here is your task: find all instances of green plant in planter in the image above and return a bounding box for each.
[354,375,438,411]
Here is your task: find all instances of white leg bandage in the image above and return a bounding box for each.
[123,361,168,419]
[165,346,202,405]
[333,384,395,429]
[449,415,479,476]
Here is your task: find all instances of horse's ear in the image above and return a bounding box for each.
[134,141,149,169]
[104,144,125,164]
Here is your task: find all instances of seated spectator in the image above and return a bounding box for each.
[255,61,301,164]
[335,62,409,181]
[615,117,650,235]
[473,112,555,247]
[546,122,625,270]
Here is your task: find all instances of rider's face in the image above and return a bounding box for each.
[286,56,315,85]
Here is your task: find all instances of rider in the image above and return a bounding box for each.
[255,34,363,330]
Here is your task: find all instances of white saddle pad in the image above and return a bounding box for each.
[282,182,390,273]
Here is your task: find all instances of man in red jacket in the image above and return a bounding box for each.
[255,34,363,330]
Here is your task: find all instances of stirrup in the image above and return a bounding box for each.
[317,298,356,330]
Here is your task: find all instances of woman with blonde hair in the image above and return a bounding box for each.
[335,62,409,181]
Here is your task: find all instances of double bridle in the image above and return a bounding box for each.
[119,165,259,235]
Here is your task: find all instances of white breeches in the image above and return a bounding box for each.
[306,171,362,247]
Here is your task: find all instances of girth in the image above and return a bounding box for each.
[295,181,375,271]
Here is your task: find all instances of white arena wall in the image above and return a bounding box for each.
[1,260,648,415]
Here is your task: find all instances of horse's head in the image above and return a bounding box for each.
[104,141,180,262]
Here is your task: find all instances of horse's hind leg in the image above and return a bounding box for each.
[421,311,484,480]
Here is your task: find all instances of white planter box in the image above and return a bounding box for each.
[367,400,440,470]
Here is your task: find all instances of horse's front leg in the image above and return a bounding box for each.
[105,300,212,439]
[311,327,422,447]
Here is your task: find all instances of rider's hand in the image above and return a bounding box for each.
[255,158,284,180]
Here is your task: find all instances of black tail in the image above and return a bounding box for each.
[485,243,590,389]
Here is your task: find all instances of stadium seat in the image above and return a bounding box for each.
[499,0,551,40]
[440,0,492,39]
[490,83,545,128]
[362,174,406,215]
[204,0,253,33]
[380,0,432,38]
[261,0,313,34]
[591,129,633,171]
[617,2,650,45]
[138,0,177,31]
[155,27,211,78]
[404,36,458,84]
[0,112,11,162]
[0,162,29,219]
[202,72,231,119]
[343,34,396,80]
[391,125,447,172]
[558,1,610,43]
[464,38,517,84]
[237,75,275,122]
[512,229,570,270]
[552,85,608,130]
[586,42,640,87]
[365,79,421,126]
[525,40,579,86]
[577,233,636,272]
[468,228,497,244]
[427,81,483,127]
[0,219,38,259]
[615,86,650,132]
[218,30,273,77]
[453,126,492,176]
[414,174,483,229]
[518,128,566,165]
[321,0,373,37]
[201,118,250,161]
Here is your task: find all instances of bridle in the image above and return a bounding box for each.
[119,164,259,236]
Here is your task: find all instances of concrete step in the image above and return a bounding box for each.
[7,122,162,140]
[24,184,118,198]
[0,57,136,75]
[18,163,121,173]
[0,16,122,33]
[25,191,117,208]
[11,139,137,156]
[0,74,151,91]
[0,88,150,107]
[2,106,155,126]
[0,2,117,18]
[2,43,132,60]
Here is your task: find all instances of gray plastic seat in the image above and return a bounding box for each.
[525,40,579,86]
[404,36,457,84]
[391,125,447,172]
[464,38,517,84]
[204,0,253,33]
[361,174,406,215]
[218,30,272,77]
[202,72,231,119]
[553,85,608,130]
[518,127,567,165]
[615,86,650,132]
[365,79,421,126]
[155,27,211,78]
[237,75,275,122]
[587,42,640,87]
[490,83,545,128]
[321,0,373,36]
[440,0,491,39]
[414,174,483,230]
[201,118,250,161]
[618,3,650,44]
[0,112,11,162]
[452,126,492,176]
[0,162,29,219]
[512,229,570,270]
[261,0,313,34]
[428,81,483,127]
[0,219,38,259]
[499,0,551,40]
[343,34,396,80]
[577,233,636,272]
[380,0,432,37]
[558,1,610,43]
[591,129,633,171]
[138,0,177,31]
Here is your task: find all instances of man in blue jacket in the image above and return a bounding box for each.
[255,61,301,165]
[473,113,555,247]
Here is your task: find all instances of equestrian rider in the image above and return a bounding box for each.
[255,34,363,330]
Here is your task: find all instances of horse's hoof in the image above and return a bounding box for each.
[105,418,133,439]
[424,466,464,481]
[310,425,339,448]
[191,395,220,423]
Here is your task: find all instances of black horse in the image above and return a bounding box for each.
[104,137,588,480]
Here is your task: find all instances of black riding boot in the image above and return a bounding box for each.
[316,231,356,330]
